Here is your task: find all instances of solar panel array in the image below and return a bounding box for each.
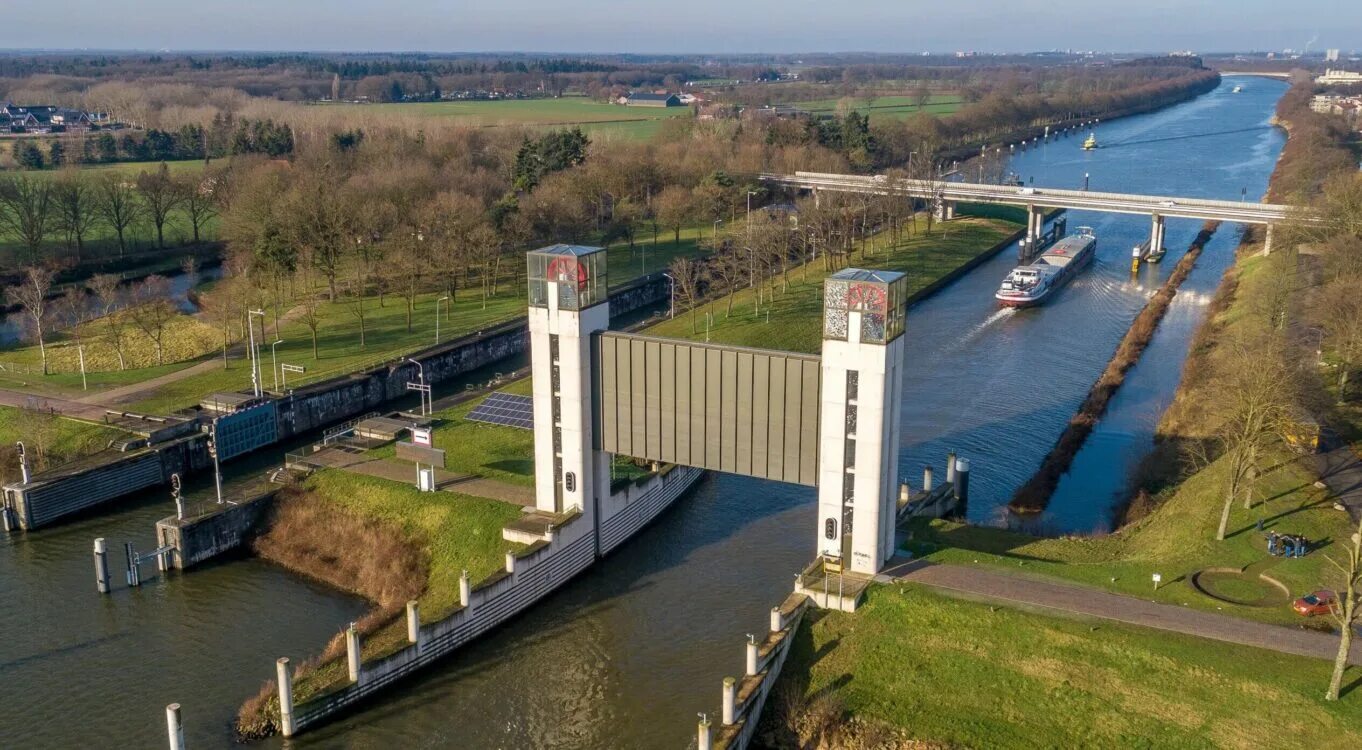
[466,392,534,430]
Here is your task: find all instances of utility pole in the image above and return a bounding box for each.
[271,339,284,392]
[247,309,265,397]
[208,419,223,504]
[435,296,449,343]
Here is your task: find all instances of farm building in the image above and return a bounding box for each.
[623,92,681,107]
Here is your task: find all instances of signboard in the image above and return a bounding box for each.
[396,441,446,469]
[412,427,432,447]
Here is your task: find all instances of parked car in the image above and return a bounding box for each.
[1293,590,1336,617]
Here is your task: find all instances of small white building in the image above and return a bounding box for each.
[1316,68,1362,86]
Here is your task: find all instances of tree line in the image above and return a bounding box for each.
[5,117,294,170]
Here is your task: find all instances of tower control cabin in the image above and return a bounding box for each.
[526,245,907,575]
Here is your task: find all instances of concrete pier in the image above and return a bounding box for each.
[276,657,295,738]
[165,703,185,750]
[406,600,420,644]
[1149,214,1166,258]
[346,624,361,683]
[94,537,110,593]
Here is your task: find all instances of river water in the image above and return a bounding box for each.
[0,77,1286,748]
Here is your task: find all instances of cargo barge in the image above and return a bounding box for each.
[995,227,1097,307]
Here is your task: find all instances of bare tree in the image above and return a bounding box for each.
[53,170,99,263]
[669,256,705,333]
[95,174,142,258]
[1325,515,1361,702]
[0,174,55,264]
[128,275,176,365]
[89,273,129,370]
[1315,276,1362,402]
[136,163,185,249]
[5,266,56,374]
[197,277,239,368]
[179,172,219,244]
[1207,333,1297,541]
[655,185,693,246]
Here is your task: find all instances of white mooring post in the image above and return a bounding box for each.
[945,451,958,484]
[954,458,971,508]
[94,538,110,594]
[504,550,516,575]
[459,569,472,608]
[165,703,185,750]
[276,658,295,738]
[697,714,713,750]
[721,677,737,725]
[745,634,759,676]
[923,466,934,493]
[898,482,909,503]
[770,606,783,633]
[345,623,361,684]
[406,600,420,644]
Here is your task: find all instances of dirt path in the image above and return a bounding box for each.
[884,558,1361,665]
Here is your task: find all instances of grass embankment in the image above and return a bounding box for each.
[767,584,1362,749]
[236,469,523,738]
[0,309,220,374]
[645,214,1021,353]
[1009,221,1219,513]
[0,404,128,481]
[316,97,689,141]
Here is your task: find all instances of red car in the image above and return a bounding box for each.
[1293,590,1336,617]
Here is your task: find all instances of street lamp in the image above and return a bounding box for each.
[435,296,449,344]
[661,272,676,318]
[208,419,223,504]
[406,357,430,416]
[270,339,284,391]
[247,309,266,397]
[713,219,723,240]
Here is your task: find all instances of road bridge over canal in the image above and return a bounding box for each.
[760,171,1312,256]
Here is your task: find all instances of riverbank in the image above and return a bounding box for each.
[1009,221,1219,514]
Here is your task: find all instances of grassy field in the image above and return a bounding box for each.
[790,93,963,120]
[317,97,689,141]
[1,309,220,374]
[0,404,128,480]
[775,583,1362,749]
[644,214,1020,353]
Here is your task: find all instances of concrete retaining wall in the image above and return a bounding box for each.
[287,462,701,736]
[156,487,280,570]
[4,433,211,530]
[713,594,810,750]
[598,465,706,555]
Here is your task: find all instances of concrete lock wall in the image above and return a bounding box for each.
[289,464,701,735]
[156,489,280,570]
[7,433,211,530]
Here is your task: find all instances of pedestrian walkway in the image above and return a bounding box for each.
[298,443,534,506]
[1315,446,1362,523]
[883,558,1361,665]
[0,387,115,423]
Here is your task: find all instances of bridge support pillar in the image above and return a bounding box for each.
[1149,214,1165,259]
[527,245,610,521]
[943,202,956,221]
[816,270,907,576]
[1027,205,1045,243]
[1263,223,1274,255]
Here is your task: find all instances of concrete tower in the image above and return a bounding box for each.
[815,269,907,575]
[526,245,609,516]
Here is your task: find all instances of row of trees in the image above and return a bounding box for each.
[0,163,220,265]
[6,117,294,170]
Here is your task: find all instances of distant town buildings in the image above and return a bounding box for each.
[1311,93,1362,125]
[1315,69,1362,86]
[1326,49,1341,62]
[1,103,109,134]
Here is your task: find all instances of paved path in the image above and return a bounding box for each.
[0,387,114,423]
[1314,446,1362,523]
[80,357,224,406]
[302,445,534,506]
[883,558,1361,665]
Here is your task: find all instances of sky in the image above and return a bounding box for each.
[4,0,1360,55]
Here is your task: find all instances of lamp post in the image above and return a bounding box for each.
[208,419,223,504]
[435,296,449,344]
[713,219,723,241]
[661,272,675,318]
[407,357,430,416]
[247,309,266,397]
[270,339,284,392]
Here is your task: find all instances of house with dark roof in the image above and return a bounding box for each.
[623,92,681,107]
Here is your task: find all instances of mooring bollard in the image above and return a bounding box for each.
[165,703,185,750]
[504,550,516,574]
[945,451,957,484]
[954,458,971,506]
[697,713,713,750]
[721,677,736,725]
[770,606,783,633]
[346,623,361,684]
[1,503,14,532]
[746,634,759,676]
[923,466,934,493]
[276,658,295,738]
[459,569,472,608]
[406,600,420,644]
[94,538,110,594]
[898,482,909,503]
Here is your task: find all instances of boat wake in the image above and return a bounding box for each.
[952,307,1016,349]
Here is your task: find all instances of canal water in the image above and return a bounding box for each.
[0,76,1286,748]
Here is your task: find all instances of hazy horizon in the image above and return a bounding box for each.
[4,0,1359,57]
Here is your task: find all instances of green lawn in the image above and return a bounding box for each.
[317,97,689,141]
[787,93,963,120]
[0,404,128,479]
[905,446,1353,628]
[778,583,1361,749]
[644,215,1020,353]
